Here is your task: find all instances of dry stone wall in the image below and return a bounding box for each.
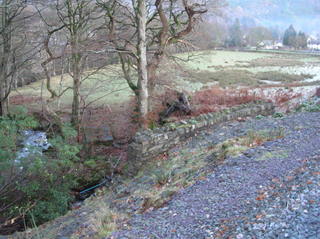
[128,101,275,164]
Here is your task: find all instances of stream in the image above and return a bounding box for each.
[16,130,110,204]
[16,130,51,162]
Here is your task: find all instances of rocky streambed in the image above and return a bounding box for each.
[16,130,51,161]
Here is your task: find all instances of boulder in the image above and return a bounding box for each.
[84,126,113,145]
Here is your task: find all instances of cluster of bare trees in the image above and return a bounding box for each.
[1,0,210,130]
[0,0,37,116]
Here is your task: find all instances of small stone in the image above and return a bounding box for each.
[80,212,88,216]
[236,233,244,239]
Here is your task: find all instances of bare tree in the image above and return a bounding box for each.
[37,0,104,132]
[56,0,89,128]
[0,0,32,116]
[99,0,207,122]
[135,0,149,124]
[38,1,117,137]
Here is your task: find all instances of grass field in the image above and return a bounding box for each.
[12,50,320,110]
[173,50,320,89]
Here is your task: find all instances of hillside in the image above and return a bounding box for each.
[227,0,320,34]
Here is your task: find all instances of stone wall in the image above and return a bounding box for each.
[128,101,275,164]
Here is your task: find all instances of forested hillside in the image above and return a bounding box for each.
[228,0,320,34]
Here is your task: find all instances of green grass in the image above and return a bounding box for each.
[171,50,317,89]
[176,50,272,70]
[13,66,134,109]
[257,150,289,161]
[13,50,320,108]
[256,71,314,83]
[187,69,259,87]
[183,69,313,87]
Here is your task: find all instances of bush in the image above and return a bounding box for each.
[295,100,320,112]
[273,112,284,118]
[0,108,81,231]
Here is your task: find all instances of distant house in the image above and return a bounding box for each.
[274,41,284,49]
[307,37,320,51]
[258,40,283,50]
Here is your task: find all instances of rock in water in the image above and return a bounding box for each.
[17,130,51,160]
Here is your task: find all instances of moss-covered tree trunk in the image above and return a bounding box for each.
[70,34,82,129]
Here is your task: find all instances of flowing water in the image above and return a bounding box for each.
[16,130,51,162]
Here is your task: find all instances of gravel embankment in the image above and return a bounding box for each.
[110,112,320,239]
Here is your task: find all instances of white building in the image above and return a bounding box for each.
[258,40,283,50]
[307,37,320,50]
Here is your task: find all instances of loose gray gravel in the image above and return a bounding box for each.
[109,112,320,239]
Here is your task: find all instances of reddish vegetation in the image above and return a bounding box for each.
[10,95,41,105]
[149,84,306,121]
[144,86,260,123]
[190,86,259,116]
[82,97,138,143]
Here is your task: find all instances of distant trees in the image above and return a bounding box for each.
[296,31,308,49]
[228,18,243,47]
[0,0,34,116]
[188,19,228,49]
[283,25,307,49]
[283,25,297,46]
[246,26,273,46]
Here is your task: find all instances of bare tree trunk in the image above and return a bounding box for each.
[71,75,81,128]
[147,53,162,95]
[0,66,9,116]
[136,0,149,127]
[0,0,11,117]
[70,35,81,130]
[0,78,9,116]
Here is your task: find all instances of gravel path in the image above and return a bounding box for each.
[109,112,320,239]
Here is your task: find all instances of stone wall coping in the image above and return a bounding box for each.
[126,101,275,174]
[134,101,273,142]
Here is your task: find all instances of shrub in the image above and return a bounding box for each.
[243,128,285,146]
[0,108,81,232]
[152,169,173,187]
[273,112,284,118]
[295,100,320,112]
